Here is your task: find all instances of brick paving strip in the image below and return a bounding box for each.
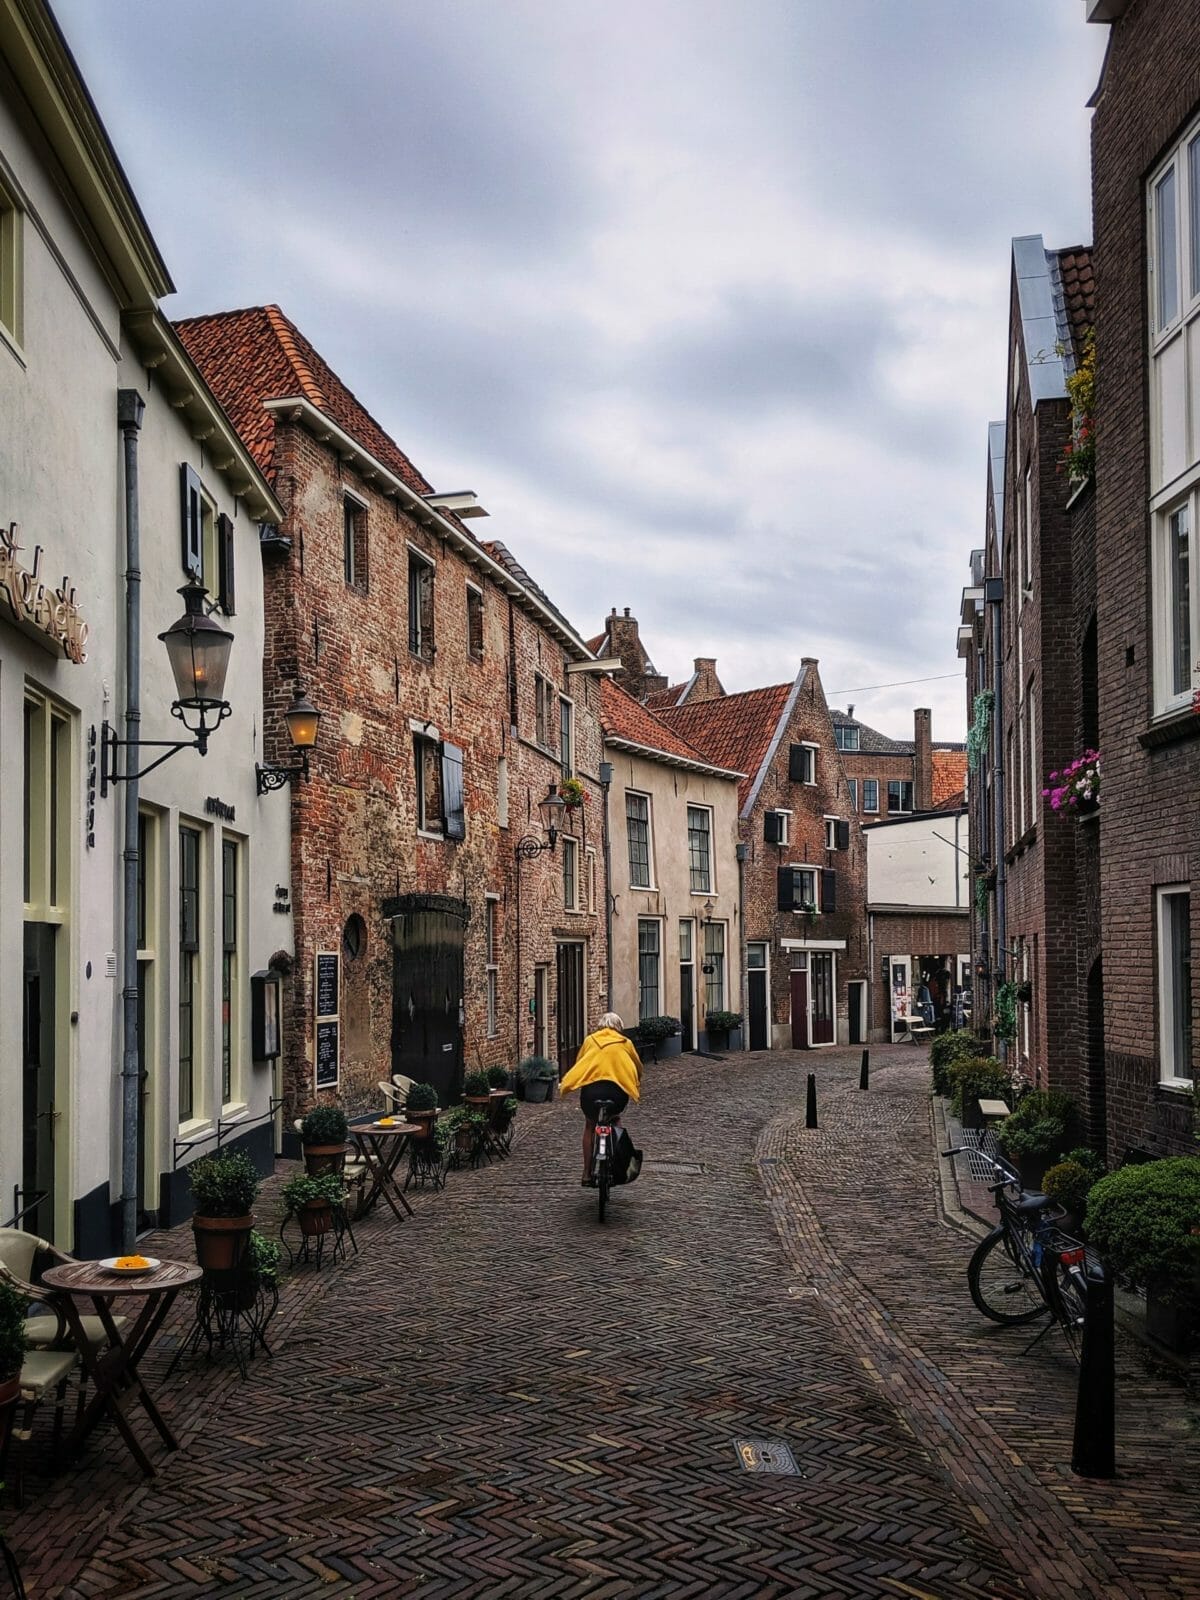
[5,1048,1196,1597]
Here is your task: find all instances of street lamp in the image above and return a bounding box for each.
[516,783,568,859]
[257,688,323,793]
[100,579,234,793]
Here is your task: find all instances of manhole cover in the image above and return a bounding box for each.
[734,1438,799,1475]
[641,1160,704,1176]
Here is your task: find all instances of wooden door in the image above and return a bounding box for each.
[789,969,809,1050]
[392,906,466,1106]
[748,970,769,1050]
[556,942,585,1072]
[679,962,695,1050]
[22,923,57,1238]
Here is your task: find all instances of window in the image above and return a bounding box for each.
[497,756,509,829]
[466,583,484,660]
[703,922,726,1014]
[534,674,556,750]
[23,693,70,917]
[559,696,574,776]
[563,835,579,910]
[179,826,201,1123]
[1153,495,1197,711]
[485,896,499,1037]
[441,742,465,839]
[847,778,858,812]
[1027,681,1038,828]
[638,920,661,1020]
[1157,887,1192,1083]
[824,817,849,851]
[408,551,434,661]
[0,177,22,347]
[343,497,367,589]
[221,838,238,1105]
[179,465,234,612]
[834,724,860,752]
[789,743,817,784]
[796,867,817,910]
[679,919,693,963]
[626,792,652,888]
[1156,164,1179,332]
[863,779,879,813]
[764,809,790,846]
[687,805,712,893]
[414,736,442,833]
[887,780,914,814]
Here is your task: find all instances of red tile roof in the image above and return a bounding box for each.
[932,748,968,808]
[174,305,433,494]
[600,677,733,772]
[585,632,607,655]
[644,681,688,710]
[660,681,793,808]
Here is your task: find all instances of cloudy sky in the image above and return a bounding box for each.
[56,0,1106,740]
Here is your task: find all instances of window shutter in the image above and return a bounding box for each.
[777,866,796,911]
[217,512,236,614]
[764,811,782,844]
[788,744,807,782]
[180,463,203,580]
[835,819,850,851]
[821,868,837,913]
[441,742,465,839]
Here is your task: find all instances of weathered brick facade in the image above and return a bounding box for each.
[1089,0,1200,1156]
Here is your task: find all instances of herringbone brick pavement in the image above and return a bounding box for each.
[6,1047,1197,1598]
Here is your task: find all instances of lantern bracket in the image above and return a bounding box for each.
[98,702,230,796]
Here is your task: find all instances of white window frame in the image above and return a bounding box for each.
[626,790,653,889]
[799,742,818,785]
[823,815,844,852]
[485,895,500,1037]
[862,779,879,814]
[1156,885,1193,1086]
[0,172,23,352]
[687,803,713,894]
[585,846,597,915]
[835,724,859,752]
[1151,489,1199,714]
[886,779,913,815]
[769,807,792,846]
[795,866,817,911]
[407,547,435,662]
[535,673,555,751]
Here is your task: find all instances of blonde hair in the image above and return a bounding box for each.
[598,1012,623,1030]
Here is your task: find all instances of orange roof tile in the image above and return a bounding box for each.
[644,681,688,710]
[601,677,735,772]
[660,681,793,808]
[932,748,968,808]
[174,305,433,494]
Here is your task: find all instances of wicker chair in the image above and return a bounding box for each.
[0,1229,127,1351]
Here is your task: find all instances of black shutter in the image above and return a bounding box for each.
[180,463,203,580]
[764,811,782,844]
[821,868,837,913]
[441,742,465,839]
[777,866,796,911]
[835,819,850,851]
[788,744,807,782]
[217,512,236,614]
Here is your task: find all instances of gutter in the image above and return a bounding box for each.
[602,734,744,783]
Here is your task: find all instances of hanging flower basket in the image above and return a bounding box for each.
[1043,750,1100,816]
[558,778,587,810]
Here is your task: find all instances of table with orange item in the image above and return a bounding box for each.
[41,1257,202,1477]
[348,1119,419,1221]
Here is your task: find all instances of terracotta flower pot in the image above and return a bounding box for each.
[303,1143,347,1178]
[192,1213,254,1272]
[408,1109,438,1139]
[299,1199,332,1238]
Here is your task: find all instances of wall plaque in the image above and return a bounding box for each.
[315,1019,339,1088]
[315,951,339,1018]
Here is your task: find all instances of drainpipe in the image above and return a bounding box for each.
[118,389,145,1252]
[735,840,747,1048]
[599,761,614,1010]
[985,576,1006,1057]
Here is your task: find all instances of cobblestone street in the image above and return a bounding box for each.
[8,1046,1199,1598]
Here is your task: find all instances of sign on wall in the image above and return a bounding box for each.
[0,522,88,662]
[314,950,340,1089]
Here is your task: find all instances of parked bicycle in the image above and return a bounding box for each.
[943,1146,1089,1360]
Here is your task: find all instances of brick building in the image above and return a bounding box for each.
[176,307,606,1120]
[1085,0,1199,1155]
[958,237,1102,1126]
[661,662,870,1050]
[829,707,966,819]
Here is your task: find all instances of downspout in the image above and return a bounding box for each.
[599,761,614,1010]
[514,853,523,1060]
[118,389,145,1251]
[986,576,1006,1057]
[736,840,747,1048]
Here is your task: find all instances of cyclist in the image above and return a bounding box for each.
[559,1013,642,1186]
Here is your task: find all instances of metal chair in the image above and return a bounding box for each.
[1,1347,80,1506]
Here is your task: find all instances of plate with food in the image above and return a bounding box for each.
[374,1116,396,1127]
[99,1255,161,1276]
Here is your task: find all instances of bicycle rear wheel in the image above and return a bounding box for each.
[968,1227,1047,1324]
[1053,1263,1087,1362]
[597,1158,610,1222]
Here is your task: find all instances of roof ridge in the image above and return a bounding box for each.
[263,304,328,412]
[660,679,791,712]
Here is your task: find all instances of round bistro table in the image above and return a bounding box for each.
[348,1121,419,1221]
[41,1257,202,1477]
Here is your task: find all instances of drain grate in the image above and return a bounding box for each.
[641,1159,704,1176]
[956,1129,1006,1182]
[734,1438,800,1475]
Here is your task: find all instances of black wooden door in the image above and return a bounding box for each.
[679,962,695,1050]
[748,970,769,1050]
[22,923,57,1239]
[391,905,466,1106]
[556,942,585,1073]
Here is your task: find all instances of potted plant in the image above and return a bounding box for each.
[282,1171,345,1239]
[486,1064,511,1091]
[946,1056,1009,1130]
[406,1081,439,1139]
[705,1010,743,1051]
[189,1149,259,1271]
[929,1028,986,1098]
[463,1069,493,1112]
[442,1105,488,1162]
[631,1015,680,1062]
[1043,749,1100,818]
[518,1056,558,1104]
[0,1279,27,1461]
[300,1104,349,1176]
[558,777,587,810]
[995,1090,1080,1192]
[1085,1156,1200,1352]
[1042,1149,1104,1236]
[248,1229,282,1287]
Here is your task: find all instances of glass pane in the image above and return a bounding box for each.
[638,920,660,1018]
[1190,137,1200,299]
[1170,504,1192,696]
[626,794,650,887]
[1157,166,1179,329]
[687,805,711,893]
[1167,892,1192,1074]
[679,919,692,962]
[746,944,766,970]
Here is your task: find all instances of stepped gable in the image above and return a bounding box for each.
[661,682,792,809]
[175,305,434,495]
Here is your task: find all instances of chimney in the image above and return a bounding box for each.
[914,708,933,811]
[686,656,725,704]
[605,608,666,699]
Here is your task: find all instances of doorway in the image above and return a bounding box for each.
[679,919,696,1050]
[556,942,586,1072]
[391,899,467,1107]
[888,955,912,1041]
[22,924,58,1239]
[747,943,769,1050]
[533,965,549,1060]
[848,980,866,1045]
[789,964,809,1049]
[810,952,835,1045]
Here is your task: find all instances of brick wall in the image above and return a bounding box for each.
[1092,0,1200,1157]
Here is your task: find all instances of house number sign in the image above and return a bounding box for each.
[0,522,88,663]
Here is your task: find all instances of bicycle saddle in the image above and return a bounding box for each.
[1014,1191,1052,1215]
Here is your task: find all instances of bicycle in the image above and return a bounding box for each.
[943,1145,1089,1361]
[591,1098,619,1222]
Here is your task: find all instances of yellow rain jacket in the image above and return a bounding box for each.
[559,1028,643,1102]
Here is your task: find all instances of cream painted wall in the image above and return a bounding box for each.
[865,811,969,907]
[605,744,742,1041]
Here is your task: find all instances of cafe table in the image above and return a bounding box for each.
[41,1257,202,1477]
[348,1120,419,1221]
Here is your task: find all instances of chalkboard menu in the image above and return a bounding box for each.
[315,952,340,1019]
[315,1020,339,1088]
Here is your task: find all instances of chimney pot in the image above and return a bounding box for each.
[624,607,631,617]
[848,704,854,719]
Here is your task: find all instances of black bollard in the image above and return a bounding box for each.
[859,1049,870,1091]
[805,1072,818,1129]
[1071,1262,1116,1479]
